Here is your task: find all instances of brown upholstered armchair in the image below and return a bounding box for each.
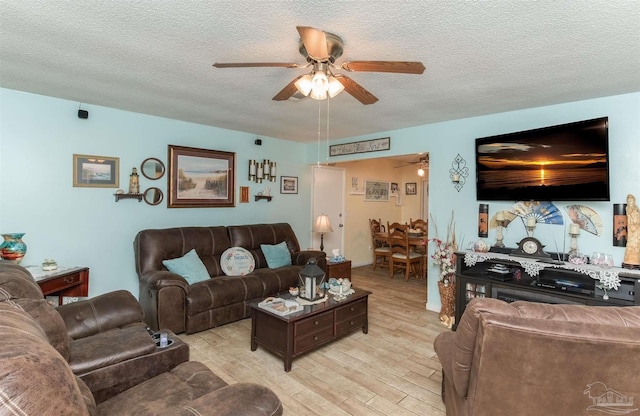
[434,297,640,416]
[0,262,189,403]
[0,299,283,415]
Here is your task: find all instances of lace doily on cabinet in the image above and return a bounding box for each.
[463,251,639,291]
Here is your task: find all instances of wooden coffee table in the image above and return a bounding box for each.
[250,288,371,371]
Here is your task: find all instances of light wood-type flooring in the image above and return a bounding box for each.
[180,265,448,416]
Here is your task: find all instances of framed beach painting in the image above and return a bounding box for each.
[73,154,119,188]
[167,145,235,208]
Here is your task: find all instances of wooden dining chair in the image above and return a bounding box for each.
[369,218,390,270]
[387,222,422,281]
[409,218,429,255]
[409,218,428,234]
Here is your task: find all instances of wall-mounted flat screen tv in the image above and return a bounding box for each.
[476,117,609,201]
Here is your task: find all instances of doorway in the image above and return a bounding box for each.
[317,153,428,267]
[311,165,345,255]
[421,178,429,220]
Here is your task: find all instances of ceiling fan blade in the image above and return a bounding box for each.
[296,26,329,60]
[341,61,426,74]
[272,75,305,101]
[334,74,378,105]
[213,62,300,68]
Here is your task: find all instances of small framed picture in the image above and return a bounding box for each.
[405,182,417,195]
[239,186,250,203]
[280,176,298,194]
[73,154,119,188]
[390,182,399,195]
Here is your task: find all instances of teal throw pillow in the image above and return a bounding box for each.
[261,241,292,269]
[162,249,210,284]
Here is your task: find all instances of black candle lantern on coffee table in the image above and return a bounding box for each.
[298,258,326,301]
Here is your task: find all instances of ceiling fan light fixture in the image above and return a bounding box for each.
[294,74,313,96]
[309,86,328,100]
[311,71,328,91]
[327,76,344,98]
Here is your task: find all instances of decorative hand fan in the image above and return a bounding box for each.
[509,201,564,225]
[489,211,518,229]
[565,205,603,236]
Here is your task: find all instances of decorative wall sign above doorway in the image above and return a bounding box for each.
[330,137,390,157]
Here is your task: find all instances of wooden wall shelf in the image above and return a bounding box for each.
[114,193,143,202]
[255,195,272,202]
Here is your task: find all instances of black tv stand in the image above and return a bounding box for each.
[453,251,640,330]
[488,246,512,255]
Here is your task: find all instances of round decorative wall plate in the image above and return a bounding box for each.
[221,247,255,276]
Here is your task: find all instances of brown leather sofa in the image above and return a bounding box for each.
[0,299,283,415]
[434,297,640,416]
[0,262,189,403]
[134,223,326,334]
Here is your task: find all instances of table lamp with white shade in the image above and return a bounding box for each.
[314,214,333,252]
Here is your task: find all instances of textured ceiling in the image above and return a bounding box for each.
[1,1,639,144]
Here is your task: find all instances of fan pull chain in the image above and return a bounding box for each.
[317,98,321,166]
[326,96,330,164]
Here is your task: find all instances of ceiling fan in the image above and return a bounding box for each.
[395,155,429,168]
[395,156,429,176]
[213,26,425,105]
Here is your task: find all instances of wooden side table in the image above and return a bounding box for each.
[26,266,90,305]
[327,260,352,280]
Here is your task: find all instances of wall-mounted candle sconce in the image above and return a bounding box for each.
[249,159,256,181]
[248,159,277,183]
[449,154,469,192]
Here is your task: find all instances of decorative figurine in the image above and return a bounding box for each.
[129,167,140,194]
[623,194,640,269]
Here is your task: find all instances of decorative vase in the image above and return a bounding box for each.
[438,278,456,328]
[0,233,27,264]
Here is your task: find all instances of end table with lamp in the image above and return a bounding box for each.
[314,213,333,252]
[327,259,352,280]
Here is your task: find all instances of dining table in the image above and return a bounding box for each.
[375,231,429,279]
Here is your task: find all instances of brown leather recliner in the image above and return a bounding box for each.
[0,263,189,403]
[134,223,326,334]
[434,297,640,416]
[0,299,283,415]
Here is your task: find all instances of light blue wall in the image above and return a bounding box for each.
[0,88,312,298]
[2,88,639,312]
[326,92,640,310]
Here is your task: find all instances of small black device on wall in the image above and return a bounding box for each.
[78,109,89,119]
[254,139,262,145]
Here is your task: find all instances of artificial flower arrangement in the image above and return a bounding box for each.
[430,211,460,286]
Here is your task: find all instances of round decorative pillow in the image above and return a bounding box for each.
[221,247,255,276]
